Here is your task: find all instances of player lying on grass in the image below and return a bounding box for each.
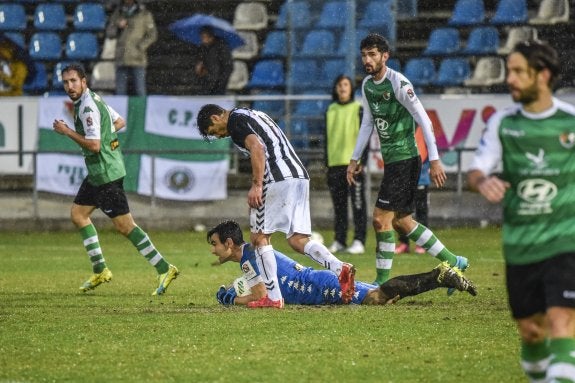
[207,221,477,306]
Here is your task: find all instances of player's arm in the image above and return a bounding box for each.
[108,106,125,132]
[52,119,101,153]
[233,283,266,305]
[348,83,373,185]
[244,134,266,208]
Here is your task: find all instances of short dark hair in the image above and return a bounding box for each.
[360,33,391,54]
[196,104,225,137]
[331,74,355,102]
[512,40,560,88]
[206,220,244,245]
[62,63,87,80]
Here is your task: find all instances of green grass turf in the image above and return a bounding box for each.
[0,227,524,382]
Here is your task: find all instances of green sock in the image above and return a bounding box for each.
[407,223,457,266]
[127,226,169,274]
[521,339,550,382]
[79,224,106,274]
[374,230,395,284]
[548,338,575,382]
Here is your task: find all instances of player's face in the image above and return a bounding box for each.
[506,52,540,105]
[209,233,233,264]
[205,113,229,138]
[335,78,352,103]
[361,47,389,77]
[62,70,87,101]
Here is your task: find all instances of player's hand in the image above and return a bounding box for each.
[247,185,263,208]
[430,160,447,188]
[477,175,510,203]
[216,286,236,306]
[346,161,362,186]
[52,119,69,135]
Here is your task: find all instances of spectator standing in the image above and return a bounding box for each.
[325,75,367,255]
[193,26,233,95]
[0,41,27,96]
[106,0,157,96]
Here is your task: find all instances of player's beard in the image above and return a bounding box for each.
[510,80,539,105]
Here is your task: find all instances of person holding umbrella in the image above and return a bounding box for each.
[193,26,233,95]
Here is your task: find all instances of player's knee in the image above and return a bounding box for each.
[518,319,547,343]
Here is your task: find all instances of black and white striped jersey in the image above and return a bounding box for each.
[228,107,309,183]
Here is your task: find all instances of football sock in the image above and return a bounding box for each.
[255,245,282,301]
[520,340,550,382]
[547,338,575,382]
[304,240,344,276]
[80,224,106,274]
[407,223,457,266]
[127,226,169,274]
[374,230,395,284]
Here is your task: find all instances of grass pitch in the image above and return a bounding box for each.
[0,227,524,382]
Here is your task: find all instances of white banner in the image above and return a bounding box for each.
[137,154,229,201]
[144,96,234,139]
[0,97,39,174]
[36,153,86,195]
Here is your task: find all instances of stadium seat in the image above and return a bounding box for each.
[52,61,72,90]
[275,2,312,29]
[297,30,337,57]
[73,3,106,30]
[497,26,538,54]
[232,31,258,60]
[434,58,471,87]
[280,118,309,150]
[403,58,436,86]
[91,61,116,91]
[288,59,320,90]
[34,3,67,31]
[338,28,369,56]
[247,60,285,89]
[233,2,268,30]
[462,26,499,55]
[315,1,352,29]
[260,31,287,58]
[23,62,48,94]
[387,58,401,72]
[464,57,505,87]
[29,32,62,60]
[530,0,569,25]
[318,58,348,88]
[65,32,99,60]
[423,28,460,56]
[448,0,485,26]
[100,37,117,60]
[226,60,249,91]
[252,91,286,118]
[358,1,395,43]
[490,0,528,25]
[4,32,25,48]
[0,4,26,31]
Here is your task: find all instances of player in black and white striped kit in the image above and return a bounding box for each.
[197,104,355,308]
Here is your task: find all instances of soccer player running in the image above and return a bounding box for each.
[52,63,179,295]
[467,40,575,382]
[207,221,476,306]
[347,33,468,286]
[197,104,355,308]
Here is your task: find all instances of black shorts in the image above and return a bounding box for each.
[74,177,130,218]
[375,156,421,213]
[506,253,575,319]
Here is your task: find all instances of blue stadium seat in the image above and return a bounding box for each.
[51,61,72,90]
[318,58,348,88]
[252,91,285,118]
[260,31,288,58]
[387,58,401,72]
[403,58,436,86]
[490,0,528,25]
[448,0,485,26]
[423,28,460,56]
[34,3,67,31]
[0,4,26,31]
[29,32,62,60]
[358,0,392,29]
[338,28,369,56]
[275,2,312,29]
[297,30,337,57]
[279,118,309,150]
[65,32,99,60]
[462,26,500,55]
[434,58,471,87]
[73,3,106,30]
[288,59,319,90]
[23,62,48,94]
[4,32,25,48]
[315,1,351,29]
[247,60,285,89]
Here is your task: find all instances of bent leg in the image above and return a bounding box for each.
[289,233,344,275]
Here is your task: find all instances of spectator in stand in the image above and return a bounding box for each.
[106,0,157,96]
[325,75,368,255]
[0,41,27,96]
[193,26,233,95]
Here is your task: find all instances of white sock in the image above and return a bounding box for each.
[303,240,344,276]
[255,245,282,301]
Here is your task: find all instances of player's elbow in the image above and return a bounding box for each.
[86,141,101,153]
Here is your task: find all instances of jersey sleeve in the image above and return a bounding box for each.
[80,99,102,140]
[228,111,255,149]
[107,105,121,123]
[468,111,503,175]
[239,252,263,289]
[393,74,440,161]
[351,78,374,162]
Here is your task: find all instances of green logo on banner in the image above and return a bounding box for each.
[168,109,194,127]
[58,164,86,186]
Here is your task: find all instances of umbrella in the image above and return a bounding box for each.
[169,14,245,50]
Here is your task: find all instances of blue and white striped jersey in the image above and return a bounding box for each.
[228,108,309,183]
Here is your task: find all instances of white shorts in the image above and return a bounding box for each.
[250,178,311,238]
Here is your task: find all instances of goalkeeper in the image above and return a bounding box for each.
[208,221,476,306]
